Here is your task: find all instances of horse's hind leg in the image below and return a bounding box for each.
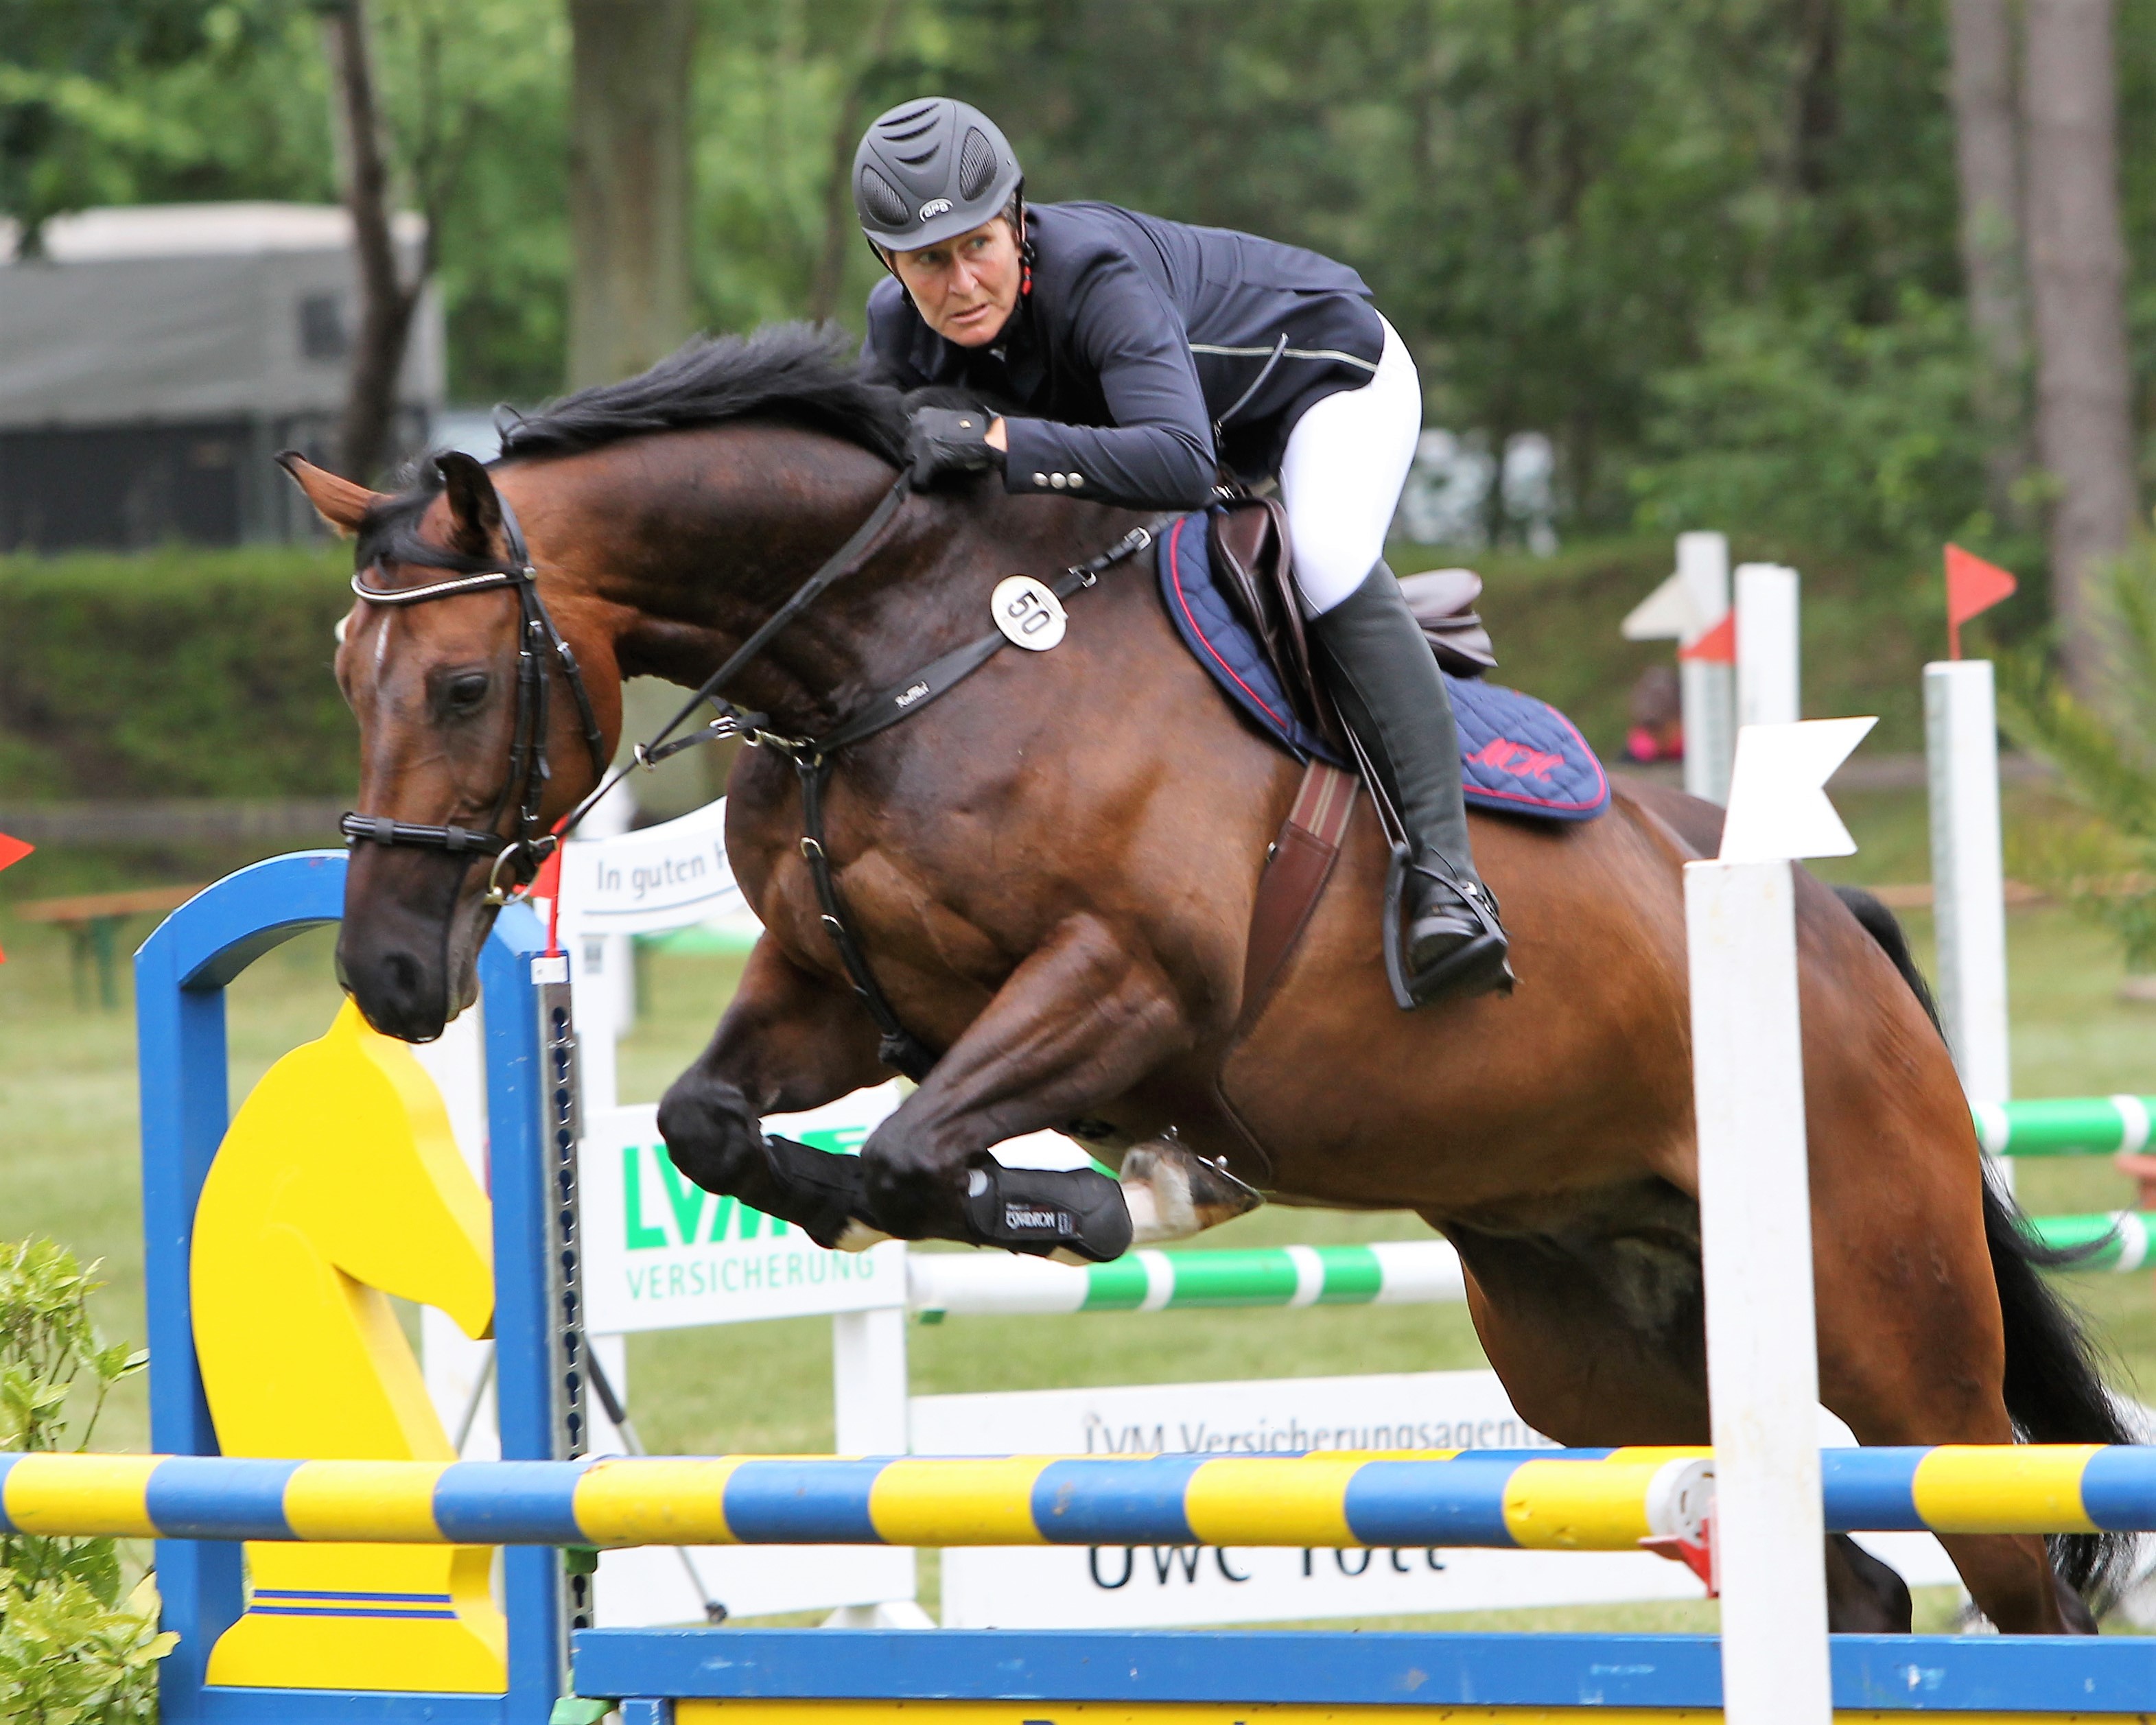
[1443,1210,1913,1630]
[1803,1033,2096,1628]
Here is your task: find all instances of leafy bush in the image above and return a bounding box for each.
[1628,292,1993,559]
[1996,544,2156,974]
[1,1239,170,1724]
[0,544,355,801]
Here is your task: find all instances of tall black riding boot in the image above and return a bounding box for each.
[1309,563,1512,1005]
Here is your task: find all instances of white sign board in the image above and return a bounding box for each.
[917,1370,1699,1628]
[579,1084,909,1334]
[916,1370,1960,1629]
[555,796,747,937]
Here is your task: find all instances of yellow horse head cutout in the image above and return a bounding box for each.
[192,998,503,1692]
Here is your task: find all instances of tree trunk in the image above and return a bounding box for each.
[2022,0,2137,697]
[806,0,908,325]
[323,0,423,485]
[1949,0,2032,526]
[567,0,697,390]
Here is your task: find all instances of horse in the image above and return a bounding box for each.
[285,322,2132,1633]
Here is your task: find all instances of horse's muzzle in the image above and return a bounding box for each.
[336,845,473,1042]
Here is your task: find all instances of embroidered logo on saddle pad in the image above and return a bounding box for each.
[1156,511,1609,822]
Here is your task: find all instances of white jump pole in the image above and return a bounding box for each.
[1925,662,2013,1187]
[1735,563,1800,729]
[1689,716,1874,1725]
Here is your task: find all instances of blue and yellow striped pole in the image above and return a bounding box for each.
[10,1444,2156,1548]
[0,1449,1700,1549]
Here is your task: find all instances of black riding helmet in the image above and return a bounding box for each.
[853,97,1022,253]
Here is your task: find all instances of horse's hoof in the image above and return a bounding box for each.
[961,1160,1134,1262]
[1121,1140,1263,1243]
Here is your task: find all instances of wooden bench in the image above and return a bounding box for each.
[16,884,205,1008]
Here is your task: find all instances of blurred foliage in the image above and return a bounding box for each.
[0,1239,168,1725]
[1997,542,2156,972]
[0,543,355,799]
[0,0,2088,566]
[16,0,2156,695]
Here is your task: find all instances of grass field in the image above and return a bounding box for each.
[3,779,2152,1632]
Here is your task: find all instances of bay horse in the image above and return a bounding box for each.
[286,324,2131,1632]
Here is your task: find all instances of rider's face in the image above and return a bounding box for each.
[889,218,1020,348]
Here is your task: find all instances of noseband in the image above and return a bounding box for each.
[339,489,609,904]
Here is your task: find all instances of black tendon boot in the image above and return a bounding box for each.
[1310,563,1513,1005]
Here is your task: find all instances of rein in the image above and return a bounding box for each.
[345,460,1160,1081]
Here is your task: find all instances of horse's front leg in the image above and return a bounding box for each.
[657,934,889,1245]
[862,912,1194,1258]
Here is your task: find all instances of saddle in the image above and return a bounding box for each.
[1206,497,1500,750]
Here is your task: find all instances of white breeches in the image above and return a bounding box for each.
[1278,314,1422,616]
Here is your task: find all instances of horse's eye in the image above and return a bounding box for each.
[446,672,491,712]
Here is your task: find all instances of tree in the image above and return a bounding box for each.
[567,0,696,389]
[320,0,504,481]
[1947,0,2031,526]
[320,0,424,484]
[2022,0,2138,698]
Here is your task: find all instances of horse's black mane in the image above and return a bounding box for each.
[352,322,917,572]
[499,322,909,466]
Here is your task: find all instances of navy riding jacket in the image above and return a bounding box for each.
[862,200,1384,511]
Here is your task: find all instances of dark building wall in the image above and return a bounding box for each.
[0,410,428,552]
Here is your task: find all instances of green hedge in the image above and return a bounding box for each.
[0,535,1941,805]
[0,545,357,800]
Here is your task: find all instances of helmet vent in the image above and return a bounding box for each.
[958,128,997,200]
[882,103,940,135]
[858,166,913,230]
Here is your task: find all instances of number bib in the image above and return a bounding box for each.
[991,575,1067,651]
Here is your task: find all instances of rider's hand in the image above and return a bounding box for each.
[904,406,1003,487]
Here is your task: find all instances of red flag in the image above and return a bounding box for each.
[1678,612,1735,664]
[0,830,33,965]
[1945,543,2017,659]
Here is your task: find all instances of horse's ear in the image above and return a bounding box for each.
[276,451,384,538]
[436,451,504,558]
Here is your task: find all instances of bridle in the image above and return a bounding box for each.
[338,486,609,904]
[342,459,1162,1081]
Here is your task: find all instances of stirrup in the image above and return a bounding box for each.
[1381,845,1514,1009]
[961,1160,1134,1263]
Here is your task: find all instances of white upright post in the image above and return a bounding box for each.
[1735,563,1801,729]
[1689,717,1873,1725]
[1925,661,2013,1188]
[1678,532,1734,805]
[566,781,638,1116]
[826,1305,930,1625]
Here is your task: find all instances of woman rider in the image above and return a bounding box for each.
[854,97,1510,1007]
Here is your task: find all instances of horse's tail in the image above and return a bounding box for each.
[1834,884,2137,1604]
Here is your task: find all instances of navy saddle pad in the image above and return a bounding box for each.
[1156,511,1609,822]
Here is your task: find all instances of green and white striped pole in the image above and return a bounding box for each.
[906,1205,2155,1320]
[1973,1096,2156,1158]
[906,1239,1464,1317]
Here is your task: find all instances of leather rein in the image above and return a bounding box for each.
[342,469,1162,1080]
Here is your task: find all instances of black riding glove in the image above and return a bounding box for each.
[904,406,1001,487]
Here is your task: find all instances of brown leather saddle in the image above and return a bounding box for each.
[1206,497,1498,751]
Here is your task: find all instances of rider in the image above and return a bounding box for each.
[854,97,1510,1005]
